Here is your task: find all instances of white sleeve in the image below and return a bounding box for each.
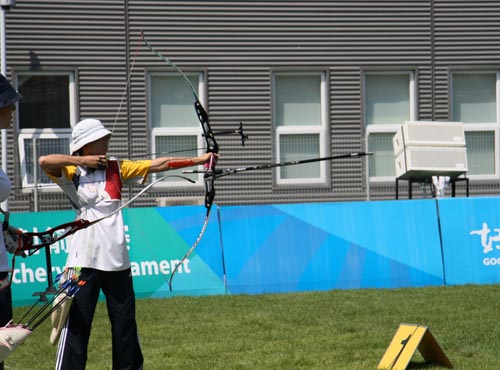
[0,169,12,203]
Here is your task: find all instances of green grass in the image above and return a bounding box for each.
[5,284,500,370]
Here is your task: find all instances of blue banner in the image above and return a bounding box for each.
[220,200,444,294]
[438,197,500,285]
[8,197,500,307]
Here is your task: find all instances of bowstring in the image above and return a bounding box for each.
[111,32,144,135]
[108,31,147,206]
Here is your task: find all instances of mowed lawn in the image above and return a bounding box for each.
[6,284,500,370]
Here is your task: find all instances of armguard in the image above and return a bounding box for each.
[167,159,195,169]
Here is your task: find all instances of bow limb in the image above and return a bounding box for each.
[167,208,211,291]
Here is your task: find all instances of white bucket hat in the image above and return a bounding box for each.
[70,118,111,155]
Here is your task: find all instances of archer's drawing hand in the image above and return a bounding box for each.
[84,155,108,169]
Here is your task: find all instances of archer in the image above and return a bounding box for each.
[38,118,213,370]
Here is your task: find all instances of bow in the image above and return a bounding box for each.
[140,32,248,291]
[140,33,373,291]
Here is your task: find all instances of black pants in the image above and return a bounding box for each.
[0,271,12,370]
[55,268,143,370]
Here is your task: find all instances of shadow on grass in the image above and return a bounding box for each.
[407,361,451,369]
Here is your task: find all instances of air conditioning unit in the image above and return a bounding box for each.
[395,147,468,179]
[393,121,465,156]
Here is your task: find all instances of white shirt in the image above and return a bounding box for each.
[49,159,150,271]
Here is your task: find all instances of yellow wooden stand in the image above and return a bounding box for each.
[378,324,453,370]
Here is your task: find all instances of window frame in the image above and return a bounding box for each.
[17,130,72,192]
[363,70,417,182]
[272,71,330,186]
[15,71,77,192]
[449,70,500,180]
[147,71,206,188]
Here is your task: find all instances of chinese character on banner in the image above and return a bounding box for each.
[470,222,500,253]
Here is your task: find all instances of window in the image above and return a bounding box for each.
[364,72,416,180]
[273,72,328,184]
[16,72,76,190]
[148,72,205,186]
[451,72,499,177]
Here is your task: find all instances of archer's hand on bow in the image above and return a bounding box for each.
[198,152,218,165]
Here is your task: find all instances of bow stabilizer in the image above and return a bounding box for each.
[184,152,374,179]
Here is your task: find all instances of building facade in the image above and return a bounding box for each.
[2,0,499,212]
